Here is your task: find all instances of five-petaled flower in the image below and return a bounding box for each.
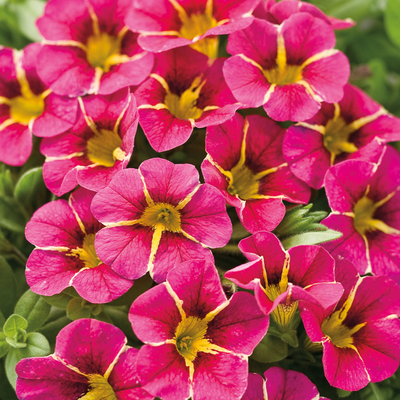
[91,158,232,283]
[129,259,269,400]
[16,319,153,399]
[25,187,133,304]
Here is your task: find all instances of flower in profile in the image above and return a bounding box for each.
[223,13,350,121]
[300,258,400,391]
[0,44,78,166]
[254,0,355,31]
[36,0,154,97]
[41,88,138,196]
[91,158,232,283]
[201,113,310,233]
[243,368,326,400]
[322,145,400,283]
[129,259,269,400]
[25,187,133,304]
[16,319,153,400]
[126,0,260,59]
[283,84,400,189]
[225,232,343,331]
[135,47,240,152]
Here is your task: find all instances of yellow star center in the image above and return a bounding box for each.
[263,64,303,86]
[70,234,102,269]
[79,374,117,400]
[8,94,45,125]
[139,203,182,232]
[227,163,259,200]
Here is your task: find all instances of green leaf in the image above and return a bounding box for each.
[5,332,50,389]
[10,0,45,42]
[41,292,74,309]
[385,0,400,49]
[38,315,70,346]
[14,290,51,332]
[337,388,353,398]
[280,330,299,348]
[251,334,288,363]
[0,309,5,329]
[66,297,92,321]
[13,167,46,210]
[5,336,27,349]
[3,314,27,338]
[281,230,343,249]
[0,194,26,232]
[0,332,10,358]
[0,256,17,318]
[0,168,14,197]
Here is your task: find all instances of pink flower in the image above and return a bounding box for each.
[225,232,343,330]
[25,187,133,304]
[0,44,77,166]
[36,0,154,97]
[254,0,355,30]
[223,13,350,121]
[126,0,260,58]
[16,319,153,400]
[201,113,310,233]
[283,84,400,189]
[300,258,400,391]
[91,158,232,283]
[243,368,326,400]
[41,88,138,196]
[322,145,400,283]
[135,47,240,152]
[129,259,269,400]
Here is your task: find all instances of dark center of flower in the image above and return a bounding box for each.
[174,316,210,362]
[87,129,126,167]
[227,163,259,200]
[263,64,303,86]
[164,77,205,121]
[79,374,117,400]
[139,203,182,232]
[70,234,102,269]
[86,32,122,72]
[8,94,45,125]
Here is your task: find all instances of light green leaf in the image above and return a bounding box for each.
[3,314,27,338]
[281,230,342,249]
[0,332,10,358]
[41,292,74,309]
[0,256,17,318]
[10,0,45,42]
[251,334,288,363]
[14,167,46,209]
[14,290,51,332]
[66,297,92,321]
[385,0,400,49]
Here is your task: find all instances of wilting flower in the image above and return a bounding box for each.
[129,259,269,400]
[41,88,138,196]
[25,187,133,304]
[283,84,400,188]
[201,113,310,233]
[225,232,343,331]
[223,13,350,121]
[300,258,400,391]
[126,0,260,58]
[91,158,232,283]
[16,319,153,400]
[36,0,154,97]
[254,0,355,30]
[243,368,326,400]
[0,44,77,166]
[322,145,400,283]
[135,47,240,152]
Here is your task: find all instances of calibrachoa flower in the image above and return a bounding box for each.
[41,88,138,196]
[91,158,232,283]
[243,368,327,400]
[300,258,400,391]
[322,145,400,283]
[16,319,153,399]
[126,0,260,58]
[129,259,269,400]
[134,47,240,152]
[223,13,350,121]
[36,0,154,97]
[283,84,400,189]
[25,187,133,304]
[201,113,310,233]
[0,44,77,166]
[225,232,343,330]
[254,0,355,30]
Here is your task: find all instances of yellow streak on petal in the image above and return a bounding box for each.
[150,73,170,93]
[140,30,180,37]
[361,233,373,274]
[42,40,88,52]
[347,108,388,133]
[147,226,163,276]
[103,219,141,228]
[138,103,169,110]
[279,252,291,293]
[236,53,264,72]
[77,97,100,135]
[168,0,189,21]
[202,105,219,112]
[0,118,16,131]
[263,84,276,104]
[296,121,326,134]
[89,67,103,95]
[45,152,85,162]
[36,246,70,252]
[85,0,101,37]
[164,280,186,319]
[276,26,286,74]
[139,168,155,206]
[68,194,87,235]
[113,93,131,135]
[296,79,323,102]
[301,49,339,69]
[253,162,287,181]
[176,184,201,211]
[0,96,10,105]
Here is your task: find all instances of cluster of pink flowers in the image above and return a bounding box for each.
[2,0,399,399]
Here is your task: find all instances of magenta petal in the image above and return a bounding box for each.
[16,356,88,400]
[71,264,133,304]
[207,291,269,354]
[55,319,127,376]
[322,340,369,391]
[129,283,181,343]
[224,259,265,291]
[241,373,264,400]
[304,283,344,310]
[167,260,227,319]
[192,352,248,400]
[76,162,124,192]
[0,124,32,166]
[137,344,190,400]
